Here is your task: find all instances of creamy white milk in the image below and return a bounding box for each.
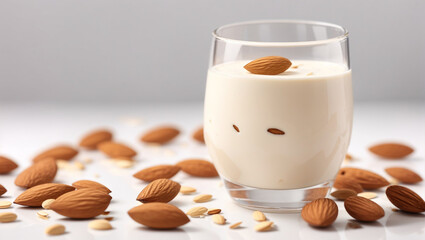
[204,60,353,189]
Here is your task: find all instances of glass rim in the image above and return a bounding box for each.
[212,19,349,47]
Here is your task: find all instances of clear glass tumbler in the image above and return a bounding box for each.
[204,20,352,212]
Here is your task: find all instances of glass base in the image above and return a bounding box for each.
[224,179,333,213]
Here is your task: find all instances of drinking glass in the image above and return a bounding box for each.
[204,20,352,212]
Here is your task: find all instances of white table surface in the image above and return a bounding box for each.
[0,101,424,240]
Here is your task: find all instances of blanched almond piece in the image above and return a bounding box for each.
[0,212,17,223]
[212,214,226,225]
[42,199,55,209]
[0,201,12,209]
[229,221,242,229]
[193,194,212,203]
[45,224,65,235]
[357,192,378,199]
[88,219,112,230]
[180,186,197,195]
[255,221,274,231]
[186,206,208,217]
[252,211,266,221]
[37,210,49,219]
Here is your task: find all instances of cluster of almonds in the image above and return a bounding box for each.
[301,143,424,228]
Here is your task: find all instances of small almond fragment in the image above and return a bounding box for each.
[98,141,137,158]
[141,126,180,145]
[37,210,49,219]
[193,194,212,203]
[386,185,425,213]
[45,224,65,235]
[0,184,6,196]
[301,198,338,227]
[72,180,111,193]
[333,176,363,193]
[212,214,226,225]
[207,208,221,215]
[0,201,12,209]
[133,165,181,182]
[79,129,113,150]
[345,153,353,160]
[344,196,385,222]
[369,142,414,159]
[0,212,17,223]
[192,127,205,144]
[338,167,389,190]
[244,56,292,75]
[0,156,19,174]
[229,221,242,229]
[14,183,75,207]
[42,199,55,209]
[252,211,267,222]
[15,158,58,188]
[74,161,85,170]
[357,192,378,199]
[255,221,274,232]
[33,145,78,163]
[88,219,113,230]
[116,160,134,168]
[180,186,197,195]
[128,203,190,229]
[186,206,208,218]
[331,189,357,200]
[137,179,180,203]
[385,167,422,184]
[177,159,219,177]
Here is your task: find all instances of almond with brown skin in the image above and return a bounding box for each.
[79,129,113,150]
[0,184,6,196]
[344,196,385,222]
[72,180,111,193]
[98,141,137,158]
[330,189,357,200]
[14,183,75,207]
[369,143,414,159]
[386,185,425,213]
[176,159,219,177]
[0,156,18,174]
[33,145,78,163]
[15,158,58,188]
[50,188,112,219]
[244,56,292,75]
[192,127,205,144]
[133,165,181,182]
[338,167,389,189]
[333,176,363,193]
[137,179,180,203]
[128,202,190,229]
[301,198,338,227]
[141,126,180,144]
[385,167,422,184]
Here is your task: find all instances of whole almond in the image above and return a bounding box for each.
[50,188,112,219]
[192,127,205,144]
[333,176,363,193]
[193,194,212,203]
[386,185,425,213]
[14,183,75,207]
[98,141,137,158]
[253,211,267,221]
[128,202,190,229]
[133,165,181,182]
[42,199,55,209]
[176,159,219,177]
[0,212,17,223]
[338,167,389,189]
[186,206,208,217]
[369,142,414,159]
[15,158,58,188]
[45,224,65,235]
[79,129,113,150]
[331,189,357,200]
[137,179,180,203]
[254,221,274,231]
[301,198,338,227]
[88,219,112,230]
[0,156,18,174]
[33,145,78,163]
[141,126,180,144]
[0,184,7,196]
[385,167,422,184]
[212,214,226,225]
[244,56,292,75]
[72,180,111,193]
[344,196,385,222]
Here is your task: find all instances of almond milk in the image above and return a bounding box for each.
[204,60,352,189]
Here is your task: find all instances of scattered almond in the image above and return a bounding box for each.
[141,126,180,144]
[252,211,267,222]
[177,159,219,177]
[128,202,190,229]
[255,221,274,231]
[79,129,113,150]
[0,212,17,223]
[0,201,12,209]
[357,192,378,199]
[116,160,134,168]
[186,206,208,218]
[50,188,112,219]
[212,214,226,225]
[0,156,18,174]
[102,211,110,215]
[0,184,7,196]
[344,196,385,222]
[15,158,58,188]
[338,167,389,189]
[137,179,180,203]
[180,186,197,195]
[42,199,55,209]
[192,127,205,144]
[333,176,363,193]
[369,142,414,159]
[244,56,292,75]
[301,198,338,227]
[74,161,85,170]
[229,221,242,229]
[33,145,78,163]
[37,210,49,219]
[389,177,400,185]
[385,167,422,184]
[98,141,137,158]
[14,183,75,207]
[207,208,221,215]
[105,217,114,221]
[72,180,111,193]
[88,219,112,230]
[193,194,212,203]
[45,224,65,235]
[133,165,181,182]
[345,153,353,160]
[331,189,357,200]
[386,185,425,213]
